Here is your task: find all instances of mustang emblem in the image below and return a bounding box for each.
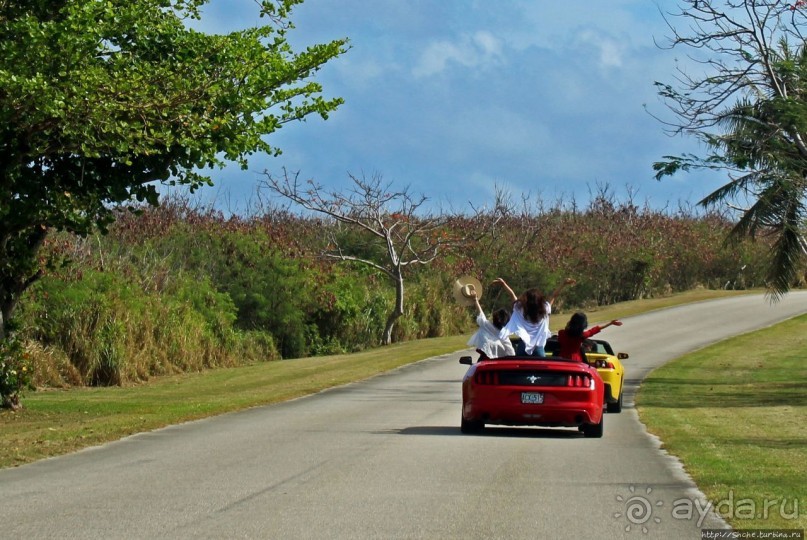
[527,375,540,384]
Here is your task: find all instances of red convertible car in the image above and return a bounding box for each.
[459,354,605,437]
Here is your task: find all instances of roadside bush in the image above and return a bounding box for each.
[451,195,770,307]
[18,266,277,387]
[26,271,135,385]
[0,336,34,410]
[306,265,384,353]
[149,226,316,358]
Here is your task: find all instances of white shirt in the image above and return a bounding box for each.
[467,313,516,358]
[502,301,552,354]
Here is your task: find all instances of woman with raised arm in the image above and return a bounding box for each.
[557,312,623,362]
[492,277,575,357]
[466,289,515,360]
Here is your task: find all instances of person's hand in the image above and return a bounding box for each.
[469,289,478,299]
[611,320,623,326]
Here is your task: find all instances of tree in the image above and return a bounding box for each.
[0,0,346,408]
[261,170,456,345]
[652,0,807,298]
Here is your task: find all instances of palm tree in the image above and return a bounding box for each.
[653,2,807,298]
[699,43,807,298]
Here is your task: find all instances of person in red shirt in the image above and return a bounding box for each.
[557,312,622,361]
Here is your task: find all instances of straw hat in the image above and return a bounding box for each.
[452,276,482,306]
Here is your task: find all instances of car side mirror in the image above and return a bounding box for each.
[617,352,629,360]
[459,356,473,365]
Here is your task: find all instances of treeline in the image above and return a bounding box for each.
[17,194,768,389]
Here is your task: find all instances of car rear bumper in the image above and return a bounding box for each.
[463,392,602,427]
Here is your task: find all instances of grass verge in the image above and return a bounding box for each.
[637,314,807,530]
[0,288,757,469]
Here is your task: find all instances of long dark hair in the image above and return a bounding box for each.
[565,312,588,338]
[517,288,548,323]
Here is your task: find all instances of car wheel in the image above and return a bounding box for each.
[582,415,604,438]
[461,416,484,434]
[607,384,623,413]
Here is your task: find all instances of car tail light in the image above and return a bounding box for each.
[475,371,499,385]
[605,362,615,369]
[567,374,593,388]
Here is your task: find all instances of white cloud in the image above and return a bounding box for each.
[412,31,504,78]
[472,31,503,57]
[576,30,625,69]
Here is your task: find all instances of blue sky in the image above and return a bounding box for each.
[190,0,722,215]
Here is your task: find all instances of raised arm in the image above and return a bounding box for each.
[600,319,623,330]
[491,278,517,302]
[469,290,484,317]
[583,319,622,339]
[547,277,576,306]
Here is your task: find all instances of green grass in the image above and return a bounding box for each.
[0,288,759,470]
[637,314,807,530]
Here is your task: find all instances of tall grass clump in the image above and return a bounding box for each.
[17,229,279,388]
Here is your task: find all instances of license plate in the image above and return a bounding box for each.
[521,392,544,404]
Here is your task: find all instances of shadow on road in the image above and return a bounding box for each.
[394,426,587,439]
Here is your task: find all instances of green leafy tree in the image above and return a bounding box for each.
[0,0,346,337]
[165,227,313,358]
[652,0,807,298]
[0,0,346,407]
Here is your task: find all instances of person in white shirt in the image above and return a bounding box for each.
[466,289,515,360]
[492,277,576,357]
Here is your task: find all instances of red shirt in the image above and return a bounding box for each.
[557,326,602,361]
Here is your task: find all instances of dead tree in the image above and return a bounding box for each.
[261,169,455,345]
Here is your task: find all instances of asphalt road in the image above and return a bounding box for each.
[2,292,807,539]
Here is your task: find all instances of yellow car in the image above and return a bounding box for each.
[544,336,628,413]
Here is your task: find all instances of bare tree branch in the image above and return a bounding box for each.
[260,168,457,344]
[652,0,807,298]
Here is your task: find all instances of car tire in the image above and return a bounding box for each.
[607,384,623,413]
[582,415,604,438]
[461,416,484,434]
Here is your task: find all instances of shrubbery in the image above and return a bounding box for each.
[0,336,33,410]
[4,193,771,396]
[447,195,767,311]
[19,266,277,388]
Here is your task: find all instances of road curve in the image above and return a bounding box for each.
[2,292,806,539]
